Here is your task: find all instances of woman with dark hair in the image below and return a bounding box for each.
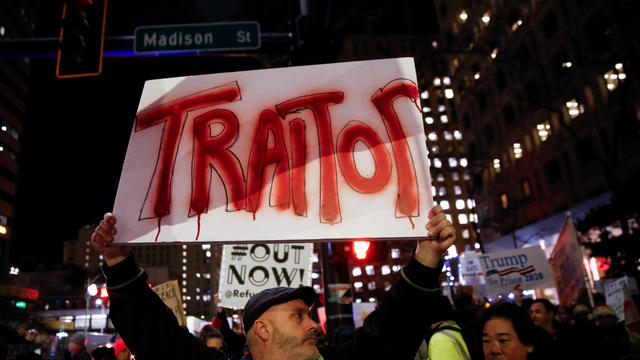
[479,302,549,360]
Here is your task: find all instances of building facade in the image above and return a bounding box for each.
[432,0,640,249]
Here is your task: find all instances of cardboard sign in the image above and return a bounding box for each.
[479,246,554,294]
[605,277,627,322]
[218,243,313,309]
[458,251,485,286]
[152,280,186,326]
[112,58,433,244]
[549,217,586,307]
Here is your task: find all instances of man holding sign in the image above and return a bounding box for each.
[92,204,455,360]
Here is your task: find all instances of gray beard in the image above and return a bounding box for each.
[271,326,319,360]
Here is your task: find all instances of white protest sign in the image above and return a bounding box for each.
[479,246,555,294]
[459,251,485,285]
[113,58,433,244]
[605,277,627,321]
[217,243,313,309]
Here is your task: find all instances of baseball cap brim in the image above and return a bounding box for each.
[242,286,316,332]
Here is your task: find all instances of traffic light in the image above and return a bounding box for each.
[56,0,108,78]
[351,240,387,262]
[353,241,370,260]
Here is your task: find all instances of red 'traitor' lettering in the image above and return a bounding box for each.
[277,92,344,224]
[371,80,420,218]
[136,82,241,219]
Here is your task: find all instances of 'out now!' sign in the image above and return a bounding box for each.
[113,58,434,244]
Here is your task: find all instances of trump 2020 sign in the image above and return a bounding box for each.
[479,246,554,294]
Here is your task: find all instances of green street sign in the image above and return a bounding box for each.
[134,21,260,53]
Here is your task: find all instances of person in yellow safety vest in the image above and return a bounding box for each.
[415,296,471,360]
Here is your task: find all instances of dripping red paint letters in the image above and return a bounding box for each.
[113,58,433,243]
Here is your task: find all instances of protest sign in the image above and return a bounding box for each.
[479,246,554,294]
[152,280,186,326]
[218,243,313,309]
[605,277,627,322]
[352,302,376,327]
[458,251,485,286]
[549,217,586,307]
[112,58,433,244]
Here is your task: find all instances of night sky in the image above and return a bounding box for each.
[11,0,437,269]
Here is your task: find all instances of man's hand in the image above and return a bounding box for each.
[415,205,456,268]
[91,212,129,266]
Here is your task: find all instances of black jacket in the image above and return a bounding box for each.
[104,255,444,360]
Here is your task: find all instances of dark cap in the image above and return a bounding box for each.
[243,286,316,332]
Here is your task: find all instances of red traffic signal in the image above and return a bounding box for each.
[353,241,371,260]
[99,286,109,299]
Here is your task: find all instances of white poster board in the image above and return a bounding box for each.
[352,302,377,327]
[479,246,555,294]
[458,251,485,285]
[217,243,313,309]
[112,58,433,244]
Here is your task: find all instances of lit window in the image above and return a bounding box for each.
[391,248,400,259]
[436,174,445,182]
[381,265,391,275]
[511,19,523,31]
[459,10,468,22]
[537,122,551,142]
[431,145,440,154]
[491,48,498,59]
[438,187,446,196]
[467,199,475,209]
[443,77,451,86]
[562,61,573,68]
[482,12,491,24]
[565,99,584,119]
[444,131,453,141]
[513,143,523,159]
[454,185,462,195]
[448,157,458,167]
[421,91,429,99]
[493,158,501,172]
[312,253,319,263]
[313,284,321,291]
[422,106,431,113]
[201,244,211,250]
[432,186,436,194]
[365,265,375,275]
[311,272,320,279]
[392,265,402,272]
[438,105,446,112]
[433,77,441,86]
[196,273,201,278]
[456,199,466,209]
[440,200,450,210]
[428,132,438,141]
[458,214,468,224]
[462,229,470,239]
[432,158,442,168]
[183,258,187,263]
[444,89,454,99]
[182,251,187,257]
[352,267,362,277]
[604,63,625,91]
[460,158,468,167]
[204,273,211,279]
[425,116,434,124]
[474,72,481,80]
[501,194,509,208]
[446,245,458,259]
[446,214,452,223]
[451,172,459,181]
[182,273,187,278]
[384,281,392,291]
[354,282,363,290]
[182,265,187,271]
[182,245,187,249]
[0,26,5,36]
[368,281,377,290]
[440,115,449,123]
